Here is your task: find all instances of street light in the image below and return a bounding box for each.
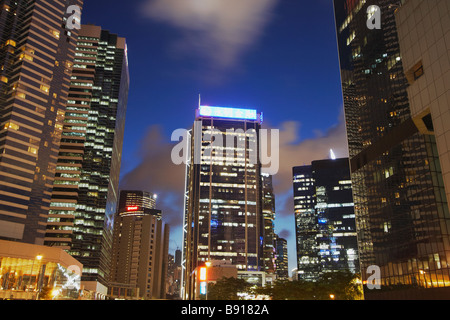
[329,294,335,300]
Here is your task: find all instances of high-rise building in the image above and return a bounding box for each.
[334,0,450,298]
[110,190,169,300]
[396,0,450,233]
[182,105,265,299]
[261,173,276,275]
[117,190,160,219]
[0,0,83,245]
[293,158,359,281]
[44,25,129,289]
[275,235,289,280]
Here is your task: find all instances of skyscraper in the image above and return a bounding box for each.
[110,190,169,300]
[334,0,450,298]
[0,0,83,245]
[45,25,129,288]
[275,235,289,280]
[117,190,160,219]
[293,158,359,281]
[261,173,276,275]
[182,105,264,299]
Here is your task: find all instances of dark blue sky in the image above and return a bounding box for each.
[82,0,347,274]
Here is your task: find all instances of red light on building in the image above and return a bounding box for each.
[126,206,139,211]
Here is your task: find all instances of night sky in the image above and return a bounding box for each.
[81,0,349,275]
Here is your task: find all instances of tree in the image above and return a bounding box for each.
[207,277,252,300]
[316,270,363,300]
[254,271,363,300]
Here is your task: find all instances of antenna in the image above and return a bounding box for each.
[198,93,201,108]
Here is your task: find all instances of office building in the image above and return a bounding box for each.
[44,25,130,289]
[293,158,358,281]
[0,0,83,245]
[334,0,450,298]
[182,105,265,299]
[275,235,289,280]
[110,190,169,300]
[396,0,450,229]
[110,190,170,299]
[117,190,160,218]
[261,173,276,275]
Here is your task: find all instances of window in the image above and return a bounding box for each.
[4,122,19,130]
[40,84,50,93]
[5,39,16,47]
[28,147,38,154]
[413,64,424,80]
[50,29,60,39]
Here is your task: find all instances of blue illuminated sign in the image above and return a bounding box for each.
[199,106,257,121]
[200,282,207,295]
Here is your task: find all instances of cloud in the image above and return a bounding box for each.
[266,112,349,218]
[140,0,278,79]
[119,125,186,227]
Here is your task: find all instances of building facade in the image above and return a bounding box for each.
[334,0,450,298]
[110,190,169,300]
[293,158,359,281]
[261,173,276,275]
[275,235,289,280]
[182,105,265,299]
[0,239,83,300]
[0,0,83,245]
[44,25,129,287]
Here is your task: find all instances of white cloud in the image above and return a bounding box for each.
[140,0,278,76]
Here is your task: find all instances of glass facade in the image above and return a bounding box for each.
[117,190,160,219]
[334,0,450,297]
[182,107,265,299]
[293,158,359,281]
[275,235,289,280]
[45,25,129,286]
[0,256,80,300]
[262,173,276,275]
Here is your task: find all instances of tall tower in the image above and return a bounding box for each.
[334,0,450,298]
[110,190,168,300]
[182,105,264,299]
[0,0,83,245]
[293,158,358,281]
[45,25,129,288]
[261,173,276,275]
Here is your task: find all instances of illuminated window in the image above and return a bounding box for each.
[16,92,26,99]
[1,76,8,83]
[50,29,60,39]
[19,53,33,61]
[40,84,50,93]
[4,122,19,130]
[5,39,16,47]
[28,146,38,154]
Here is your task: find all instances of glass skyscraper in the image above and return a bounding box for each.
[262,173,276,275]
[110,190,168,300]
[293,158,359,281]
[182,105,265,299]
[45,25,129,287]
[0,0,83,245]
[334,0,450,298]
